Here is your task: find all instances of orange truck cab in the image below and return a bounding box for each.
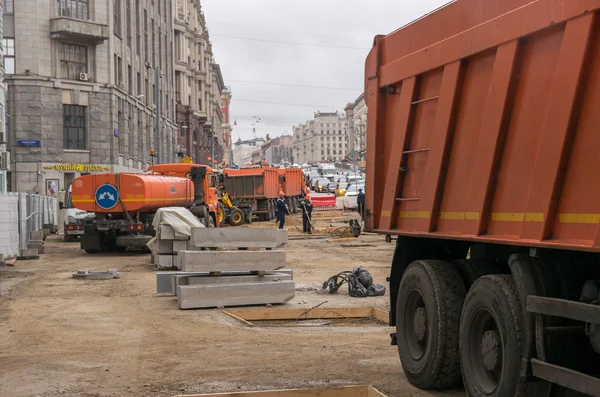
[72,164,216,253]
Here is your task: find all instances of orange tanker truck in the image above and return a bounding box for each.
[366,0,600,395]
[72,164,217,253]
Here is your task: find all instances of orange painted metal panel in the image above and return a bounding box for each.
[366,0,600,252]
[279,168,304,197]
[224,168,280,199]
[72,173,194,213]
[437,50,496,235]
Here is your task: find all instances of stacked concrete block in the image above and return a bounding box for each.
[190,228,287,249]
[157,228,294,309]
[178,280,296,309]
[156,269,294,293]
[176,250,286,272]
[28,231,45,255]
[151,225,194,270]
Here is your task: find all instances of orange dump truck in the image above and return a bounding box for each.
[72,165,216,253]
[366,0,600,395]
[222,167,281,221]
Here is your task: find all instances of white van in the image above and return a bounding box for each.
[59,185,91,242]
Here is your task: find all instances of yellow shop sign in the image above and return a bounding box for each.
[43,163,111,172]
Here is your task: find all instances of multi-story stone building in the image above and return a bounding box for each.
[233,137,264,166]
[346,93,367,155]
[173,0,225,166]
[263,135,293,166]
[0,0,8,193]
[4,0,181,193]
[292,111,348,164]
[221,86,232,165]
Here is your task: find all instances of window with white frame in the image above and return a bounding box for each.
[3,39,15,75]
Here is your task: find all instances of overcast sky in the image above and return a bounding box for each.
[202,0,450,141]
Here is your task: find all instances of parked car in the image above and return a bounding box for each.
[327,182,338,194]
[335,182,349,197]
[345,183,365,197]
[314,178,331,193]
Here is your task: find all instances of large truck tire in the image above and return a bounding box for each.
[459,275,526,397]
[452,259,500,290]
[229,208,244,227]
[396,260,466,389]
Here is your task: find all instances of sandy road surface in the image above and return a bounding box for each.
[0,217,465,397]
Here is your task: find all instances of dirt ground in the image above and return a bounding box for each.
[0,213,465,397]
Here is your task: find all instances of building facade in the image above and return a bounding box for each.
[292,111,348,164]
[346,93,366,155]
[0,0,7,192]
[173,0,225,167]
[263,135,292,166]
[220,86,232,165]
[232,137,264,166]
[4,0,181,194]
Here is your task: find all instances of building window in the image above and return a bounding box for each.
[3,39,15,75]
[57,0,89,20]
[60,43,87,80]
[135,0,141,56]
[137,72,141,95]
[64,105,87,150]
[144,9,148,62]
[126,0,132,47]
[127,65,132,93]
[6,0,14,13]
[114,0,122,36]
[151,18,155,67]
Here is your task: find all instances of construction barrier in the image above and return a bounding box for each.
[0,193,58,259]
[311,195,336,208]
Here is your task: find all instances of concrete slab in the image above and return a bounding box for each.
[190,228,287,249]
[173,273,294,295]
[172,240,188,254]
[155,254,175,269]
[28,241,44,249]
[157,239,173,255]
[179,250,286,272]
[18,248,40,260]
[177,280,295,309]
[156,269,293,293]
[159,225,189,241]
[72,269,121,280]
[30,231,44,241]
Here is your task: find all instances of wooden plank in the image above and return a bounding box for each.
[172,385,383,397]
[521,14,597,241]
[379,77,417,231]
[371,308,390,323]
[224,307,375,321]
[418,61,463,232]
[222,310,255,327]
[464,41,520,235]
[379,0,600,86]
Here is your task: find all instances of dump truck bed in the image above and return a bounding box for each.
[365,0,600,252]
[223,168,280,199]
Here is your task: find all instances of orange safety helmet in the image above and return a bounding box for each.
[305,194,311,200]
[279,191,285,196]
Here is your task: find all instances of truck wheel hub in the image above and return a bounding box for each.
[413,307,427,342]
[481,330,500,371]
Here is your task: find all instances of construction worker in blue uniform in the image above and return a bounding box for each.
[301,194,313,234]
[276,191,287,229]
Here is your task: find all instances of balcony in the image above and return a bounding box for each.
[50,17,109,45]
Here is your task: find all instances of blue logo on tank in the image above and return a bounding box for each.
[95,184,119,210]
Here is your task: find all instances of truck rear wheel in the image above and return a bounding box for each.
[459,275,526,397]
[229,208,244,226]
[396,260,465,389]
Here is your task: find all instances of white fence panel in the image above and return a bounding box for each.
[0,193,20,258]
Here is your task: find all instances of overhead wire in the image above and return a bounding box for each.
[227,79,362,91]
[234,98,344,108]
[211,34,370,50]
